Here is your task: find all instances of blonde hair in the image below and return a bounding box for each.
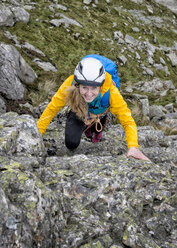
[66,84,88,120]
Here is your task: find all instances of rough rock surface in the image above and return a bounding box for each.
[0,43,37,100]
[155,0,177,14]
[0,4,30,26]
[0,112,177,248]
[50,13,82,28]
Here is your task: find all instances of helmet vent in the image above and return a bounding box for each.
[78,62,83,74]
[99,66,104,76]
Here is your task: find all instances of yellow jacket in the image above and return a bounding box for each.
[37,72,139,149]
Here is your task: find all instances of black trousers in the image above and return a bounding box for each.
[65,111,107,150]
[65,111,86,150]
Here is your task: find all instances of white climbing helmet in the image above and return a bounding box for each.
[74,57,105,86]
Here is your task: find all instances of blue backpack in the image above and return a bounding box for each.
[73,54,120,108]
[83,54,120,90]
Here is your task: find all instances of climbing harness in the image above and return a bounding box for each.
[84,108,110,132]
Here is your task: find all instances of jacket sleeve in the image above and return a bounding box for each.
[109,84,139,149]
[37,75,74,135]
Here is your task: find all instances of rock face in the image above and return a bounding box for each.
[155,0,177,14]
[0,4,30,27]
[0,43,37,100]
[0,112,45,156]
[0,112,177,248]
[50,13,83,28]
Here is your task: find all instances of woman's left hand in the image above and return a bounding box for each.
[127,147,151,161]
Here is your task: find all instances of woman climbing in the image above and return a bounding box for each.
[37,56,150,161]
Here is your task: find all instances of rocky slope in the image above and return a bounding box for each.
[0,0,177,247]
[0,111,177,248]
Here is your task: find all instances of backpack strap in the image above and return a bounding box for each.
[101,89,110,108]
[100,80,116,107]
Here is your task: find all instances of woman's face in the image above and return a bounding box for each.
[79,85,100,103]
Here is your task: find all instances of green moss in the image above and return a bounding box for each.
[81,244,91,248]
[17,173,28,184]
[45,180,58,186]
[167,245,177,248]
[172,214,177,221]
[25,202,36,209]
[123,233,128,242]
[92,241,103,248]
[35,178,46,191]
[97,163,104,167]
[102,234,113,246]
[4,161,23,170]
[54,169,74,176]
[81,209,93,218]
[0,137,5,143]
[0,124,4,130]
[123,208,134,215]
[137,233,161,248]
[1,171,16,190]
[26,211,33,220]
